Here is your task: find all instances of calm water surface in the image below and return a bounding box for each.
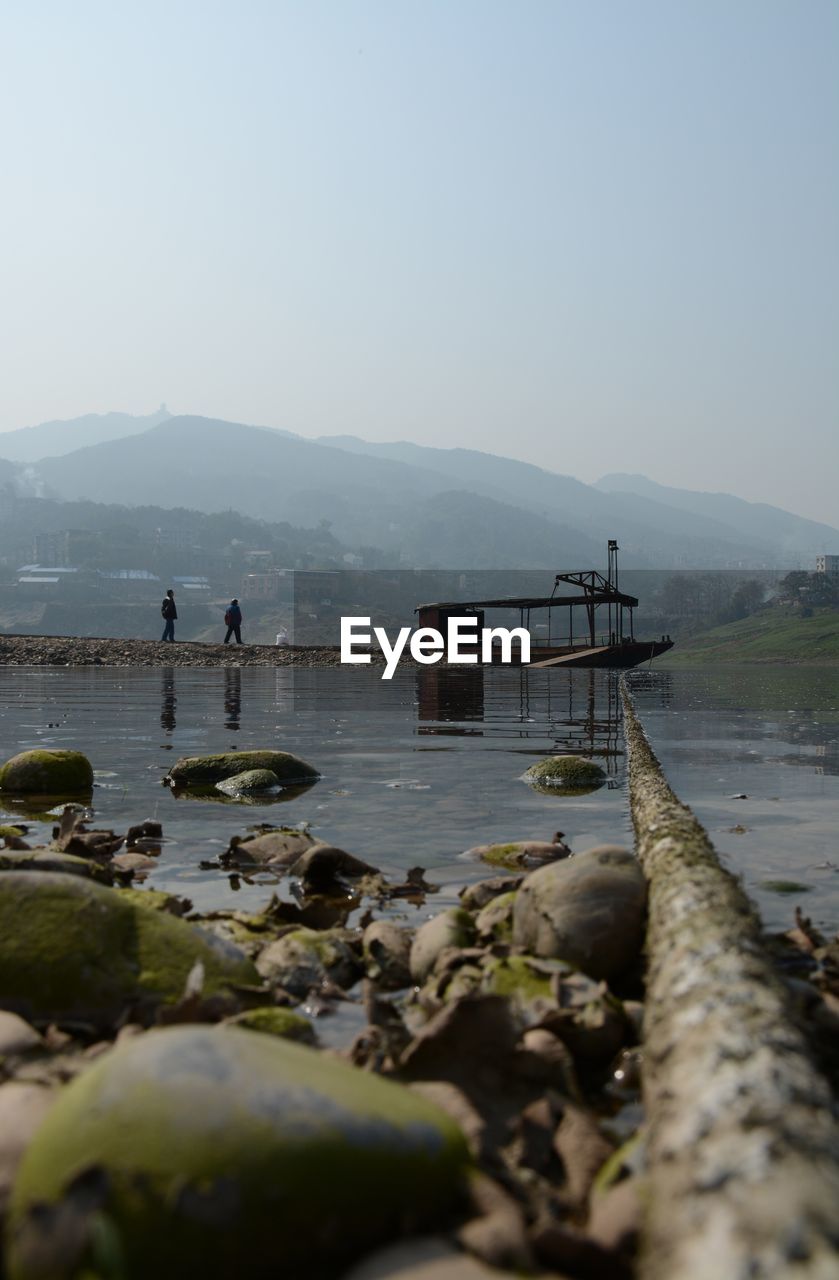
[1,664,837,930]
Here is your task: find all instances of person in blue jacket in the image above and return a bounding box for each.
[224,598,243,645]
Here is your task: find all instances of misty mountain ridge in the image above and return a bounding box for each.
[595,473,838,556]
[0,407,175,462]
[0,412,836,569]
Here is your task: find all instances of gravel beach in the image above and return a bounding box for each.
[0,635,352,668]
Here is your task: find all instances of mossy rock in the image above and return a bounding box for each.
[0,873,259,1030]
[474,891,517,941]
[116,888,190,916]
[0,750,93,796]
[5,1026,470,1279]
[166,751,319,788]
[523,755,606,796]
[225,1006,317,1044]
[0,850,113,884]
[475,840,568,870]
[759,880,811,895]
[0,825,26,840]
[215,769,281,797]
[442,953,560,1013]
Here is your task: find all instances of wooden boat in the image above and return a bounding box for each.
[416,540,673,669]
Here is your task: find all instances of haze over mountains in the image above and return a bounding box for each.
[0,411,836,570]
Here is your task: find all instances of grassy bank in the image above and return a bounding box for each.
[659,606,839,666]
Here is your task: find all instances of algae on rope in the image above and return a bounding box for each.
[620,677,839,1280]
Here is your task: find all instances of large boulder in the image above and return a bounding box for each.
[166,751,319,788]
[512,846,646,981]
[0,873,259,1029]
[5,1026,470,1279]
[0,750,93,795]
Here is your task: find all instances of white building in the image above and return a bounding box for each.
[815,555,839,575]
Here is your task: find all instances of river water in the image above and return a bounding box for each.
[1,664,837,931]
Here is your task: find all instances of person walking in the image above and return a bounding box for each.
[224,598,243,645]
[160,589,177,642]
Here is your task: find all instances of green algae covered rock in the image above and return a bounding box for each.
[0,849,113,884]
[0,873,259,1029]
[523,755,606,796]
[474,890,517,941]
[215,768,281,797]
[224,1005,317,1044]
[439,952,559,1016]
[166,750,319,788]
[0,750,93,796]
[5,1025,470,1280]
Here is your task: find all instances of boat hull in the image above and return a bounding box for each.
[524,640,674,669]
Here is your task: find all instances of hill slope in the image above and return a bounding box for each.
[5,411,837,570]
[660,608,839,665]
[0,408,173,461]
[596,472,839,559]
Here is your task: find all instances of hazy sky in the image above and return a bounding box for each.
[1,1,837,524]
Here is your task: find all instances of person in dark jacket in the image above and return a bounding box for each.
[161,589,177,642]
[224,598,243,645]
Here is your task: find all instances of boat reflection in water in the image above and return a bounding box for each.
[416,666,629,777]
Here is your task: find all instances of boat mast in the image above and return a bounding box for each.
[607,540,619,641]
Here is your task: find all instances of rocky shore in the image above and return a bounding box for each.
[1,732,838,1278]
[0,634,352,668]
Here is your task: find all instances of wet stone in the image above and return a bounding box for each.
[0,849,113,884]
[224,827,315,868]
[363,921,414,991]
[522,756,606,796]
[0,872,259,1030]
[410,910,477,984]
[512,846,646,981]
[0,750,94,797]
[224,1006,317,1044]
[166,750,319,788]
[215,769,281,797]
[6,1025,470,1279]
[255,926,362,997]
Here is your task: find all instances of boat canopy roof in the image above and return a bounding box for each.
[416,589,638,612]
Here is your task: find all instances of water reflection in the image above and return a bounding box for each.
[416,667,624,771]
[633,667,839,776]
[417,668,484,735]
[224,668,241,731]
[160,668,176,733]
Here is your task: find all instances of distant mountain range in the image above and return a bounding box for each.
[0,408,173,462]
[0,411,836,570]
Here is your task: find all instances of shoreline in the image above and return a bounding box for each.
[2,633,835,670]
[0,634,351,668]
